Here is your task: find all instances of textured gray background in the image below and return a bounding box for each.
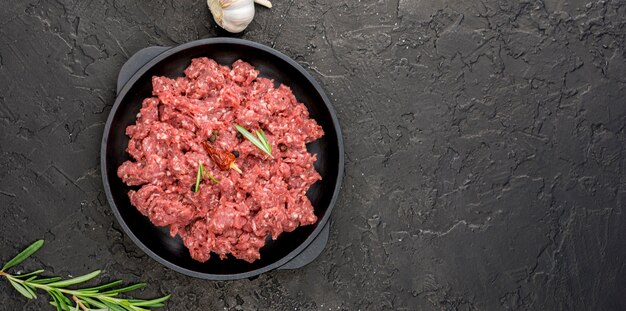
[1,0,625,310]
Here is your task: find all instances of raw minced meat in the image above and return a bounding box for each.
[117,58,323,263]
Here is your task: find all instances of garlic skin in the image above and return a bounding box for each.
[208,0,272,33]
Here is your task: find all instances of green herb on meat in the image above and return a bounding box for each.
[1,240,170,311]
[195,161,219,192]
[194,162,203,192]
[235,124,274,159]
[201,162,220,184]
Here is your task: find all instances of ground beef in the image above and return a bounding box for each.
[117,58,323,263]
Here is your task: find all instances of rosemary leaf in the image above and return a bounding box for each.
[31,277,63,284]
[8,278,35,299]
[47,270,101,288]
[207,173,220,184]
[24,283,37,298]
[102,283,146,295]
[194,161,203,192]
[49,291,69,310]
[202,165,220,184]
[14,269,45,279]
[80,279,123,292]
[258,129,271,152]
[102,300,126,311]
[131,294,171,307]
[235,124,274,158]
[81,297,108,309]
[50,294,63,311]
[52,290,73,307]
[2,240,44,271]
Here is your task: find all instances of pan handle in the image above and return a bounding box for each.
[277,220,330,270]
[117,46,170,95]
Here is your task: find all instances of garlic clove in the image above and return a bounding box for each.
[208,0,254,33]
[208,0,272,33]
[254,0,272,8]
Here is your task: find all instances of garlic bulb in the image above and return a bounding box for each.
[208,0,272,33]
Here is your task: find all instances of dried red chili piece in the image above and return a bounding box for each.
[202,142,242,173]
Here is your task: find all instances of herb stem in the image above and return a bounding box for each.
[72,295,88,311]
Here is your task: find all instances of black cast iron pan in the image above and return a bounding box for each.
[101,38,344,280]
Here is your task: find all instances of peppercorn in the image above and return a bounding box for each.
[208,130,218,142]
[236,132,243,139]
[279,143,288,152]
[233,150,240,158]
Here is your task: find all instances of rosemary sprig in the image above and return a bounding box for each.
[194,161,219,192]
[1,240,170,311]
[235,124,274,158]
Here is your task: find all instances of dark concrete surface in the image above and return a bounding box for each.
[1,0,625,310]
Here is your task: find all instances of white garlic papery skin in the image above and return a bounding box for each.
[208,0,272,33]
